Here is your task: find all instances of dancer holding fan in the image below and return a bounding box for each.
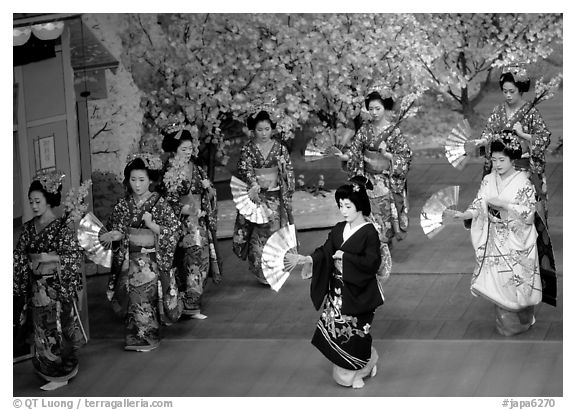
[289,179,384,389]
[101,153,182,352]
[463,64,558,307]
[232,108,295,286]
[447,137,542,336]
[342,85,413,248]
[13,170,86,390]
[158,125,221,320]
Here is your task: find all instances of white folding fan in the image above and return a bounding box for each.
[261,224,298,292]
[420,186,460,239]
[445,119,473,170]
[77,212,112,268]
[230,176,271,224]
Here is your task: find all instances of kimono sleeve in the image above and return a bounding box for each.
[309,228,336,311]
[508,179,537,225]
[346,126,367,178]
[389,128,412,192]
[237,143,258,185]
[280,144,295,196]
[56,220,84,299]
[341,227,381,284]
[466,175,490,220]
[13,223,32,297]
[480,105,500,141]
[152,196,181,274]
[526,107,551,175]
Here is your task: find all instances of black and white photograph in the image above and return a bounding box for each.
[7,4,570,407]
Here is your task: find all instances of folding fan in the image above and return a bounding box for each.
[230,176,271,224]
[261,224,298,292]
[445,119,473,170]
[420,186,460,239]
[77,212,112,268]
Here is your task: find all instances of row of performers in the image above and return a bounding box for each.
[13,67,554,390]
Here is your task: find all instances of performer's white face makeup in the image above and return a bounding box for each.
[129,169,151,196]
[29,191,49,217]
[254,120,273,141]
[176,139,195,161]
[502,81,522,106]
[368,99,386,123]
[491,151,514,177]
[338,198,363,223]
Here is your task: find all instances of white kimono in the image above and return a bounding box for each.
[467,170,542,311]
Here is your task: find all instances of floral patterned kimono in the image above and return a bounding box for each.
[160,157,221,316]
[467,170,542,336]
[308,221,384,387]
[347,123,412,248]
[232,139,295,284]
[106,192,181,349]
[13,217,85,382]
[480,102,556,306]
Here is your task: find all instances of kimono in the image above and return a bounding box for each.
[479,102,556,306]
[232,139,295,284]
[466,170,542,336]
[308,221,384,387]
[160,157,221,316]
[13,217,85,382]
[347,123,412,248]
[106,192,181,349]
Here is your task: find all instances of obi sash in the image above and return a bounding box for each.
[180,193,202,217]
[28,253,59,277]
[127,227,156,253]
[255,167,279,190]
[363,150,390,174]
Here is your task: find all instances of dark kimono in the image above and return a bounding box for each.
[479,102,556,306]
[232,139,295,284]
[309,221,383,376]
[106,192,181,348]
[13,217,85,382]
[347,123,412,247]
[159,158,221,315]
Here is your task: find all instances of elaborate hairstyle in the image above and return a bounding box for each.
[161,129,195,153]
[499,66,530,93]
[365,91,394,111]
[123,156,161,192]
[335,175,373,216]
[490,134,523,161]
[247,110,276,131]
[28,179,62,207]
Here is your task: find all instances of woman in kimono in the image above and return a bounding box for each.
[338,91,412,249]
[13,171,85,390]
[450,137,542,336]
[232,110,295,285]
[159,127,221,320]
[100,153,181,352]
[467,66,556,306]
[290,178,384,389]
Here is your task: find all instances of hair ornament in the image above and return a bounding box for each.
[502,63,529,83]
[352,183,361,193]
[126,152,163,171]
[496,134,522,151]
[366,79,394,100]
[33,169,65,194]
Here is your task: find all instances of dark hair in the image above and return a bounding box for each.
[161,129,195,153]
[335,176,373,216]
[28,180,62,207]
[247,110,276,131]
[490,135,522,161]
[499,72,530,94]
[365,91,394,111]
[123,157,160,192]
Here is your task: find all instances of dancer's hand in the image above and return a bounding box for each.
[248,184,260,201]
[332,250,344,260]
